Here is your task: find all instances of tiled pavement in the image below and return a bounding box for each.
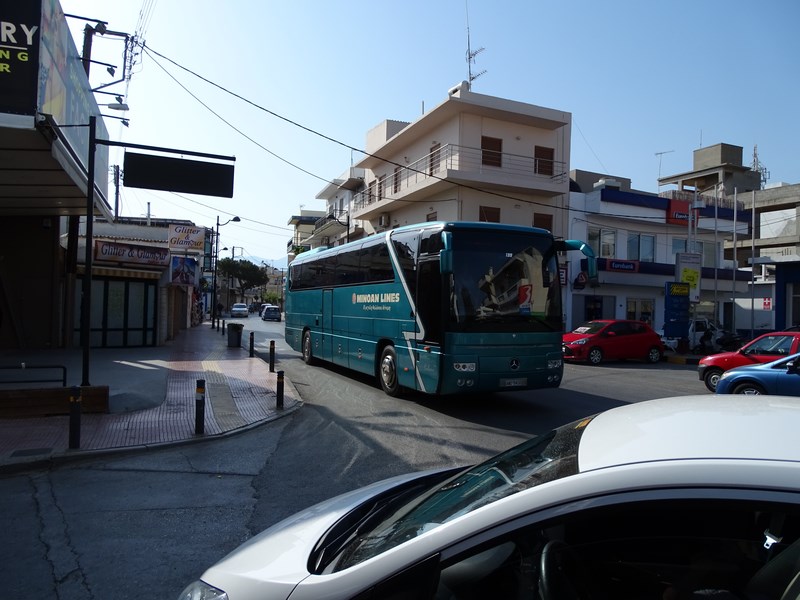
[0,322,302,471]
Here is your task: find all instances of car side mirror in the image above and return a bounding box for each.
[787,361,798,374]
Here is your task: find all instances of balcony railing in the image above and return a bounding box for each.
[353,143,567,212]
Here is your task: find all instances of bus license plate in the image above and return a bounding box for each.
[500,377,527,387]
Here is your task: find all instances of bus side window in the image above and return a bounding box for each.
[393,230,420,298]
[337,247,362,286]
[366,242,393,282]
[420,226,444,255]
[320,255,336,287]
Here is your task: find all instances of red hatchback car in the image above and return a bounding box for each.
[698,331,800,391]
[563,319,665,365]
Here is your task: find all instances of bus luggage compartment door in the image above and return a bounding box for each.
[414,342,441,394]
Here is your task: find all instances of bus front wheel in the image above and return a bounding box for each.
[379,346,401,397]
[302,331,316,365]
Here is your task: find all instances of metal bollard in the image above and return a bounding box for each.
[195,379,206,435]
[277,370,284,410]
[221,319,226,336]
[69,385,81,449]
[249,331,255,357]
[269,340,275,372]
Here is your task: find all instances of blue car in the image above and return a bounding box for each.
[715,351,800,395]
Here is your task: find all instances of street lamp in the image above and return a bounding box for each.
[328,209,350,244]
[229,246,243,307]
[212,215,240,328]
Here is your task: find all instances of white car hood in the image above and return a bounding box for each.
[200,468,453,599]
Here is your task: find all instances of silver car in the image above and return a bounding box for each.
[229,303,249,318]
[178,395,800,600]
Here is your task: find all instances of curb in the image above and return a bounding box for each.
[665,354,701,366]
[0,401,302,475]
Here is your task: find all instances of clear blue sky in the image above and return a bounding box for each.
[59,0,800,264]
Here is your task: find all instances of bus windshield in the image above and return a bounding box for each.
[449,230,561,332]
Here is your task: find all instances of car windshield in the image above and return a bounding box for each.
[571,321,607,335]
[326,415,593,572]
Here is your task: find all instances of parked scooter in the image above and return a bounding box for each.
[717,330,744,351]
[691,329,744,355]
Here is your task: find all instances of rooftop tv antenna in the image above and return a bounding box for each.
[655,149,674,183]
[465,1,486,86]
[752,145,770,189]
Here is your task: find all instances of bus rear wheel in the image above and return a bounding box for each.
[379,346,401,397]
[302,331,316,365]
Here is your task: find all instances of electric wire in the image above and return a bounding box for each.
[139,41,677,223]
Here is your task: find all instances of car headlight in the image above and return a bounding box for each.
[719,371,733,380]
[570,338,587,345]
[177,581,228,600]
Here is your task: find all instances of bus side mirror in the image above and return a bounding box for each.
[440,249,453,274]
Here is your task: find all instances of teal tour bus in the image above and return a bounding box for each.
[285,221,596,396]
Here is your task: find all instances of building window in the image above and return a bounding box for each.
[368,180,376,204]
[588,227,616,258]
[426,212,437,222]
[481,136,502,167]
[534,145,554,176]
[627,298,655,325]
[671,238,716,267]
[393,166,401,194]
[627,233,655,262]
[533,213,553,232]
[429,143,441,175]
[671,238,686,261]
[479,206,501,223]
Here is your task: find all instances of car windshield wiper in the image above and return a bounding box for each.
[308,468,461,574]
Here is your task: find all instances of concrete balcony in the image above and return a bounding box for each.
[352,143,567,220]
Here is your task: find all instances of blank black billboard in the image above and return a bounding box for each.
[123,152,235,198]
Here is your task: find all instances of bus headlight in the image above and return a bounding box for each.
[453,362,476,372]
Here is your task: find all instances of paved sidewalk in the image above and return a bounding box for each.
[0,321,301,472]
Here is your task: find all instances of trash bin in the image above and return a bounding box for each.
[227,323,244,348]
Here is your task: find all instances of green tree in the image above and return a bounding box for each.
[217,258,269,303]
[237,261,269,297]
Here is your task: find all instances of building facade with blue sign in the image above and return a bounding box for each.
[565,162,752,334]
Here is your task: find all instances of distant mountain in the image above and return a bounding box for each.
[247,256,288,269]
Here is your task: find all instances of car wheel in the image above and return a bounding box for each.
[302,330,316,365]
[733,382,765,395]
[378,345,402,397]
[703,368,723,392]
[646,346,663,363]
[587,347,603,365]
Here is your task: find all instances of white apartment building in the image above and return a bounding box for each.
[307,81,572,249]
